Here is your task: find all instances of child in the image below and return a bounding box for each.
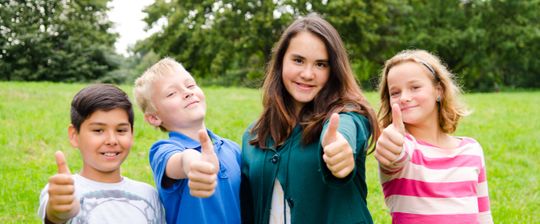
[374,49,493,223]
[240,14,380,224]
[133,58,241,224]
[38,84,165,223]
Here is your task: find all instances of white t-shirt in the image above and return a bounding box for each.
[38,174,165,224]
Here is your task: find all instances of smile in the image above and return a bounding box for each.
[101,152,120,157]
[185,101,199,108]
[294,82,315,90]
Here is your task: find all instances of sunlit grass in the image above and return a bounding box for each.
[0,82,537,223]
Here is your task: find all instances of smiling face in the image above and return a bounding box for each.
[69,108,133,183]
[282,31,330,113]
[147,69,206,132]
[387,61,441,128]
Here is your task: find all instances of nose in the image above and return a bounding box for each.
[399,90,412,103]
[105,131,118,146]
[300,65,315,80]
[183,88,194,99]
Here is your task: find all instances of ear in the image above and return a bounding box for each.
[144,113,162,127]
[435,83,443,101]
[68,124,79,148]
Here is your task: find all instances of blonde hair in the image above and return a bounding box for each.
[133,57,188,114]
[378,49,470,133]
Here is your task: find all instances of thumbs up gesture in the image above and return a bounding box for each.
[186,130,219,198]
[322,113,355,178]
[374,104,406,169]
[46,151,80,223]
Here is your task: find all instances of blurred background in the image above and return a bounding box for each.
[2,0,539,91]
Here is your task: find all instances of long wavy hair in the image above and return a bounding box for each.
[378,49,470,133]
[249,14,380,153]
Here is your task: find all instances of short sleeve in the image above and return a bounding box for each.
[37,184,49,222]
[149,143,186,192]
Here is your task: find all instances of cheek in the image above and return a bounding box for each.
[281,63,298,80]
[119,135,133,149]
[318,71,330,86]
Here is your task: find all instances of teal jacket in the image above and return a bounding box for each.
[241,112,373,224]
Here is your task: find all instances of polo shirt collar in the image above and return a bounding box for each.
[168,129,224,151]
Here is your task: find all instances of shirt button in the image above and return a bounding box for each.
[271,154,279,164]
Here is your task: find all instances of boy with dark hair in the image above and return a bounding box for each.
[38,84,165,224]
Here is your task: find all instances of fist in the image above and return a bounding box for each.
[322,113,355,178]
[46,151,79,223]
[374,104,406,168]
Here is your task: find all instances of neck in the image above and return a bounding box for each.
[80,167,122,183]
[171,123,206,141]
[405,122,449,146]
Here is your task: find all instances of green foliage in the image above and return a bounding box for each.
[137,0,540,91]
[0,0,118,82]
[384,0,540,91]
[1,82,538,222]
[137,0,396,87]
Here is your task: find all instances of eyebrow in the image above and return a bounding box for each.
[88,122,131,127]
[290,54,329,62]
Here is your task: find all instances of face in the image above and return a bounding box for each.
[69,108,133,182]
[148,69,206,132]
[387,61,441,127]
[282,31,330,113]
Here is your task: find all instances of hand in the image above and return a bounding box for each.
[187,130,219,198]
[46,151,80,223]
[322,113,355,178]
[374,103,406,168]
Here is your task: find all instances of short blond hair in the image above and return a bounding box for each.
[133,57,188,114]
[378,49,470,133]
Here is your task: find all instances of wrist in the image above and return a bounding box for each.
[181,149,201,175]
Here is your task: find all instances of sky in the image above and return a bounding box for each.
[107,0,156,56]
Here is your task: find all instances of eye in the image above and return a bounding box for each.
[411,85,421,91]
[316,62,328,69]
[117,128,129,134]
[92,129,104,134]
[293,58,303,64]
[389,90,400,97]
[166,91,176,97]
[187,83,197,89]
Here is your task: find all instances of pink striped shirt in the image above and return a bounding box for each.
[379,135,493,224]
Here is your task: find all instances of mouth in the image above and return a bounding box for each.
[100,152,120,157]
[401,105,416,111]
[294,82,315,90]
[185,100,200,108]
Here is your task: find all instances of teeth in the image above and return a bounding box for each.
[103,152,118,157]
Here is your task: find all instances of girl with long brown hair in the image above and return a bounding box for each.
[241,13,380,224]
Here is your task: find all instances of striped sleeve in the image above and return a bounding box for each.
[476,145,493,224]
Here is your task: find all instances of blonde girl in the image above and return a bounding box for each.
[374,49,493,224]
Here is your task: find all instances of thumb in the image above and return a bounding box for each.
[391,103,405,135]
[322,113,340,146]
[55,151,71,174]
[198,130,215,158]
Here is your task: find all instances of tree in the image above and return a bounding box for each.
[0,0,118,82]
[137,0,540,90]
[138,0,397,87]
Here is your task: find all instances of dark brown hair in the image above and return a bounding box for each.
[249,14,380,152]
[71,84,134,132]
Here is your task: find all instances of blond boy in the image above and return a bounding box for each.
[134,58,241,224]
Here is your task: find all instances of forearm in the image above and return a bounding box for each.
[165,149,201,179]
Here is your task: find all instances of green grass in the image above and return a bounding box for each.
[0,81,538,223]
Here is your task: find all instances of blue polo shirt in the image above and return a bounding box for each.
[149,130,241,224]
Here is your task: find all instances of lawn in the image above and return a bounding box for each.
[0,81,538,223]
